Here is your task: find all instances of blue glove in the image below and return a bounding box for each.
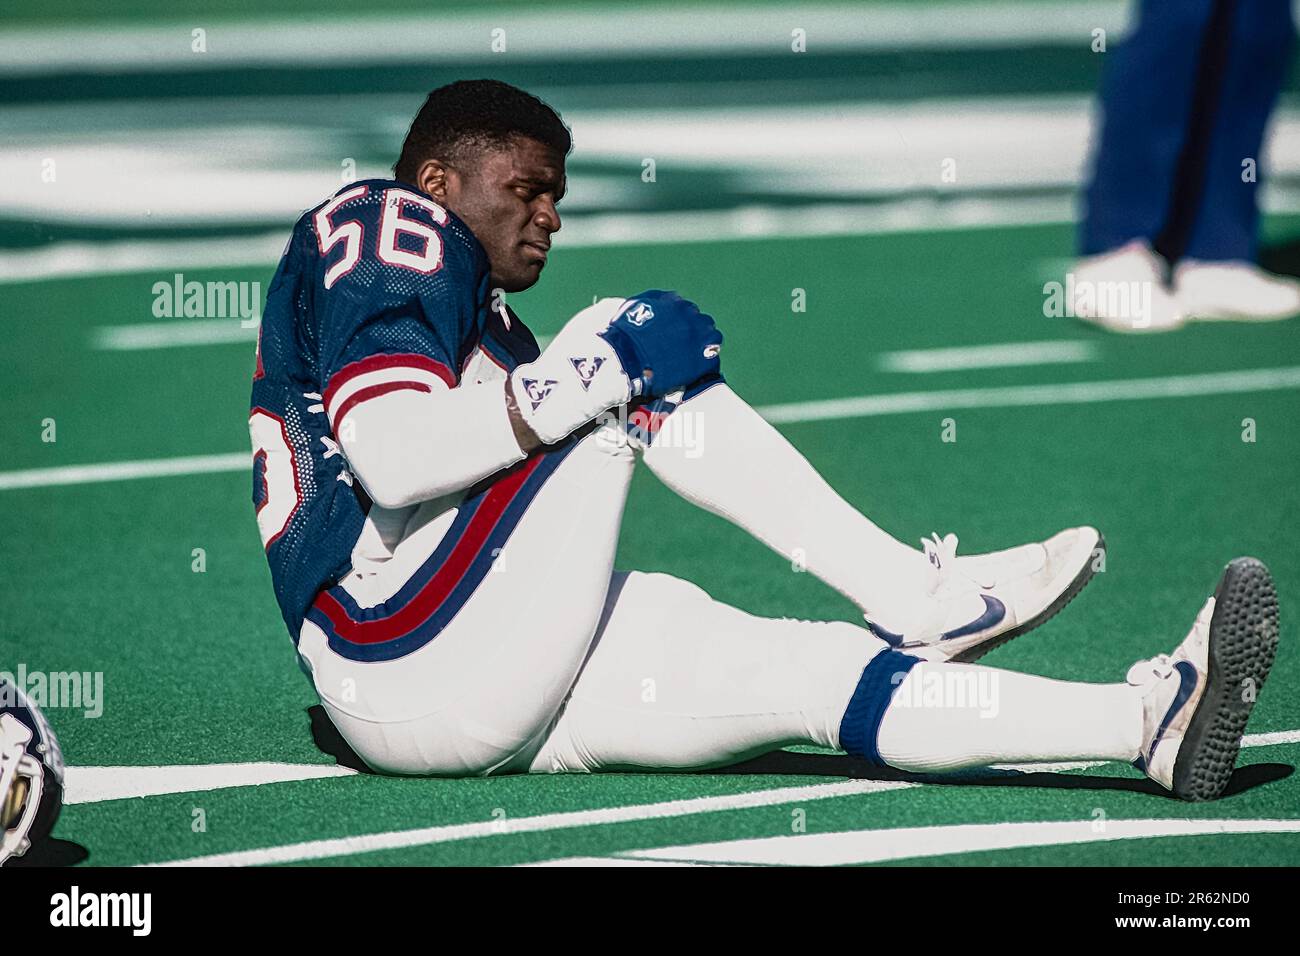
[598,290,723,399]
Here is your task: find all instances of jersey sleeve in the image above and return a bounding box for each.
[308,181,493,434]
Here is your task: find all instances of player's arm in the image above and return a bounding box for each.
[504,291,724,444]
[311,183,536,508]
[315,186,720,507]
[329,307,624,508]
[339,292,722,507]
[333,374,531,508]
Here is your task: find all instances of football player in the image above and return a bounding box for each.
[1,678,65,865]
[250,80,1279,799]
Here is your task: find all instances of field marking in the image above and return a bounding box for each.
[989,729,1300,775]
[1241,728,1300,748]
[530,818,1300,867]
[0,452,249,492]
[878,340,1099,373]
[10,188,1300,284]
[0,196,1077,285]
[9,98,1300,234]
[5,365,1299,493]
[93,318,260,351]
[0,2,1131,75]
[143,779,918,867]
[0,234,289,285]
[64,762,358,806]
[758,365,1300,424]
[71,725,1298,806]
[113,727,1299,865]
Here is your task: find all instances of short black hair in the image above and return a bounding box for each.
[394,79,572,183]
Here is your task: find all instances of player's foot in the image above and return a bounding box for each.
[1173,260,1300,322]
[865,526,1103,663]
[1128,557,1279,802]
[1069,241,1186,333]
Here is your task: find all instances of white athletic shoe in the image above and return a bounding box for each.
[1173,260,1300,322]
[865,527,1103,663]
[1069,241,1186,333]
[1129,557,1279,801]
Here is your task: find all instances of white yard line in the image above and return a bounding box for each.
[64,762,358,805]
[0,235,290,285]
[757,365,1300,424]
[69,727,1298,807]
[9,186,1299,285]
[1240,728,1300,747]
[0,2,1131,75]
[0,196,1078,285]
[93,318,260,351]
[878,340,1098,373]
[0,452,249,492]
[5,366,1299,492]
[143,780,918,867]
[10,99,1300,232]
[127,728,1299,866]
[535,818,1300,866]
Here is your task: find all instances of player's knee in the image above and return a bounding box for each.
[611,571,715,629]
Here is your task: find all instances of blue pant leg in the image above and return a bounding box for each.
[1182,0,1296,262]
[1081,0,1216,256]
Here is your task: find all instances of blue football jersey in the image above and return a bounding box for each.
[249,179,537,638]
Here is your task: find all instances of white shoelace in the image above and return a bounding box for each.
[922,532,985,600]
[1126,653,1175,688]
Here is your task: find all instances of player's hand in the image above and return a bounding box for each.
[598,291,723,399]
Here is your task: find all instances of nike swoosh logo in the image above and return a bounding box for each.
[941,594,1007,641]
[1147,660,1199,764]
[866,593,1008,647]
[865,620,905,647]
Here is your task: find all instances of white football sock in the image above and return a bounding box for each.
[642,383,931,623]
[876,661,1142,772]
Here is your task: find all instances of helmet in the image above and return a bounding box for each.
[1,678,65,865]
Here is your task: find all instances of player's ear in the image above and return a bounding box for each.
[416,159,452,203]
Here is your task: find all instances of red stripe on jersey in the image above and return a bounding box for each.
[330,380,432,432]
[312,454,543,644]
[323,352,456,409]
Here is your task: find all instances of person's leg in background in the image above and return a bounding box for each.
[1172,0,1300,320]
[1081,1,1211,259]
[1074,0,1215,330]
[1076,0,1300,330]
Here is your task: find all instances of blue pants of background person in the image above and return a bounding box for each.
[1082,0,1296,264]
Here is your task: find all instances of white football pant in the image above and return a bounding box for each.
[297,413,888,776]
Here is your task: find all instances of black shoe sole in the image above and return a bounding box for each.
[1171,557,1280,802]
[951,532,1106,664]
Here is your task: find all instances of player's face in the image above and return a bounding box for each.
[446,136,566,293]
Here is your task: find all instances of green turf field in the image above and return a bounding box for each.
[2,0,1299,867]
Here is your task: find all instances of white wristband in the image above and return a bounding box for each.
[510,333,631,444]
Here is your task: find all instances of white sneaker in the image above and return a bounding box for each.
[1069,241,1186,333]
[865,527,1103,663]
[1173,259,1300,322]
[1129,557,1279,801]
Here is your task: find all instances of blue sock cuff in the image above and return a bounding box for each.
[839,649,923,765]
